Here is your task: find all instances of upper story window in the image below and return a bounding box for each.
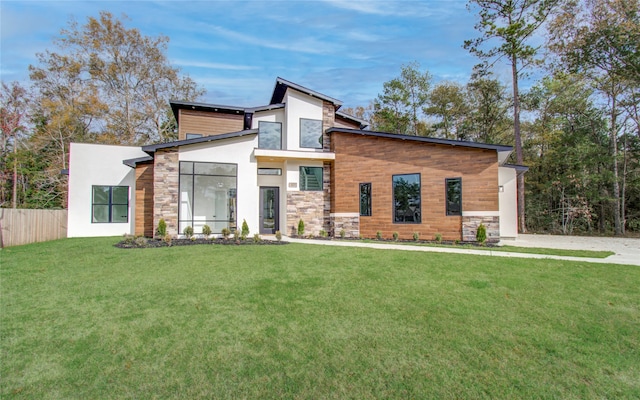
[300,118,322,149]
[393,173,421,223]
[92,186,128,223]
[258,121,282,150]
[446,178,462,216]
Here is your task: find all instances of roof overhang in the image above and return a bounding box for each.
[170,100,246,124]
[254,148,335,162]
[502,163,529,174]
[270,77,343,109]
[335,111,369,129]
[142,129,258,154]
[123,156,154,168]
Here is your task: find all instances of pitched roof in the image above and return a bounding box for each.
[270,77,343,108]
[326,127,513,152]
[335,111,369,129]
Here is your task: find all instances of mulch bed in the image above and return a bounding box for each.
[115,237,289,249]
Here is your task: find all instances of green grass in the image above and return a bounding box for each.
[360,239,615,258]
[2,238,639,399]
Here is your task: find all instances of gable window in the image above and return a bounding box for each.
[360,183,371,216]
[179,161,237,234]
[300,118,322,149]
[258,121,282,150]
[300,166,323,191]
[92,186,128,223]
[446,178,462,216]
[393,173,421,223]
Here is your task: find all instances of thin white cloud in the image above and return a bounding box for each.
[321,0,449,18]
[172,59,258,71]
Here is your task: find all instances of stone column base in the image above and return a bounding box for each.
[462,215,500,242]
[330,213,359,238]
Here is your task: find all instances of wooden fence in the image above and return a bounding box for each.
[0,209,68,247]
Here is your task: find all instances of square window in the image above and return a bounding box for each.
[300,166,323,191]
[258,121,282,150]
[92,186,128,223]
[300,118,322,149]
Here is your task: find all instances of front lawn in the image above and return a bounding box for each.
[2,238,638,398]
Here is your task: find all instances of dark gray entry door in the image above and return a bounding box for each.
[259,187,279,234]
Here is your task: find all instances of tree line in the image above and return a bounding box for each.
[343,0,639,235]
[1,1,638,235]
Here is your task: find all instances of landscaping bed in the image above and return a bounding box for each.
[115,236,288,248]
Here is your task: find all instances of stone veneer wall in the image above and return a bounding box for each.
[322,101,335,151]
[287,162,332,237]
[330,213,360,238]
[462,216,500,242]
[153,149,179,237]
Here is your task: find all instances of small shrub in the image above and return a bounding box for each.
[297,219,305,237]
[413,232,420,241]
[202,224,212,236]
[340,229,346,239]
[435,233,443,243]
[319,229,327,237]
[275,230,282,241]
[156,218,167,238]
[241,219,250,239]
[358,234,364,239]
[376,231,382,240]
[454,239,460,245]
[253,233,262,243]
[135,236,148,247]
[233,229,240,241]
[122,234,135,245]
[221,227,231,239]
[476,223,487,245]
[183,225,194,238]
[164,235,172,247]
[392,232,399,241]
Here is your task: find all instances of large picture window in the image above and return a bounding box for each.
[446,178,462,216]
[92,186,128,223]
[393,173,421,223]
[300,166,323,191]
[360,183,371,216]
[179,161,237,234]
[300,118,322,149]
[258,121,282,150]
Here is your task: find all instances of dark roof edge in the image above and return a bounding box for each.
[170,100,246,114]
[326,128,513,152]
[245,103,285,113]
[335,111,369,129]
[503,163,529,172]
[142,129,258,153]
[123,156,154,168]
[270,77,343,108]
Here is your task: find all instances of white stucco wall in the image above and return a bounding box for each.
[499,166,518,238]
[179,135,260,235]
[284,89,323,151]
[67,143,148,237]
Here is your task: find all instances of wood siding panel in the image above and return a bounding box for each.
[135,162,154,237]
[178,109,243,140]
[334,118,361,130]
[330,133,499,241]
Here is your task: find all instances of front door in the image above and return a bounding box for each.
[259,187,279,234]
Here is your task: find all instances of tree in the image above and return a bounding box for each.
[373,62,432,135]
[424,82,470,140]
[465,75,512,144]
[548,0,640,234]
[0,82,30,208]
[465,0,559,233]
[29,11,203,145]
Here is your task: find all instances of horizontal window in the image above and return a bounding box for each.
[393,173,421,223]
[446,178,462,216]
[92,186,128,223]
[300,166,323,191]
[258,168,282,175]
[360,183,371,216]
[186,133,203,139]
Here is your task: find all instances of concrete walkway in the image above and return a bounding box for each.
[283,234,640,266]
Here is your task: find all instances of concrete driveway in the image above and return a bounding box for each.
[501,234,640,266]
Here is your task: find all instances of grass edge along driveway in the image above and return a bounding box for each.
[2,237,638,399]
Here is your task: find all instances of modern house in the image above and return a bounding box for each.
[67,77,524,241]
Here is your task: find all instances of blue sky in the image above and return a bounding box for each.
[1,0,515,109]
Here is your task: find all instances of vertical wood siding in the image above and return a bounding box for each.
[0,209,68,247]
